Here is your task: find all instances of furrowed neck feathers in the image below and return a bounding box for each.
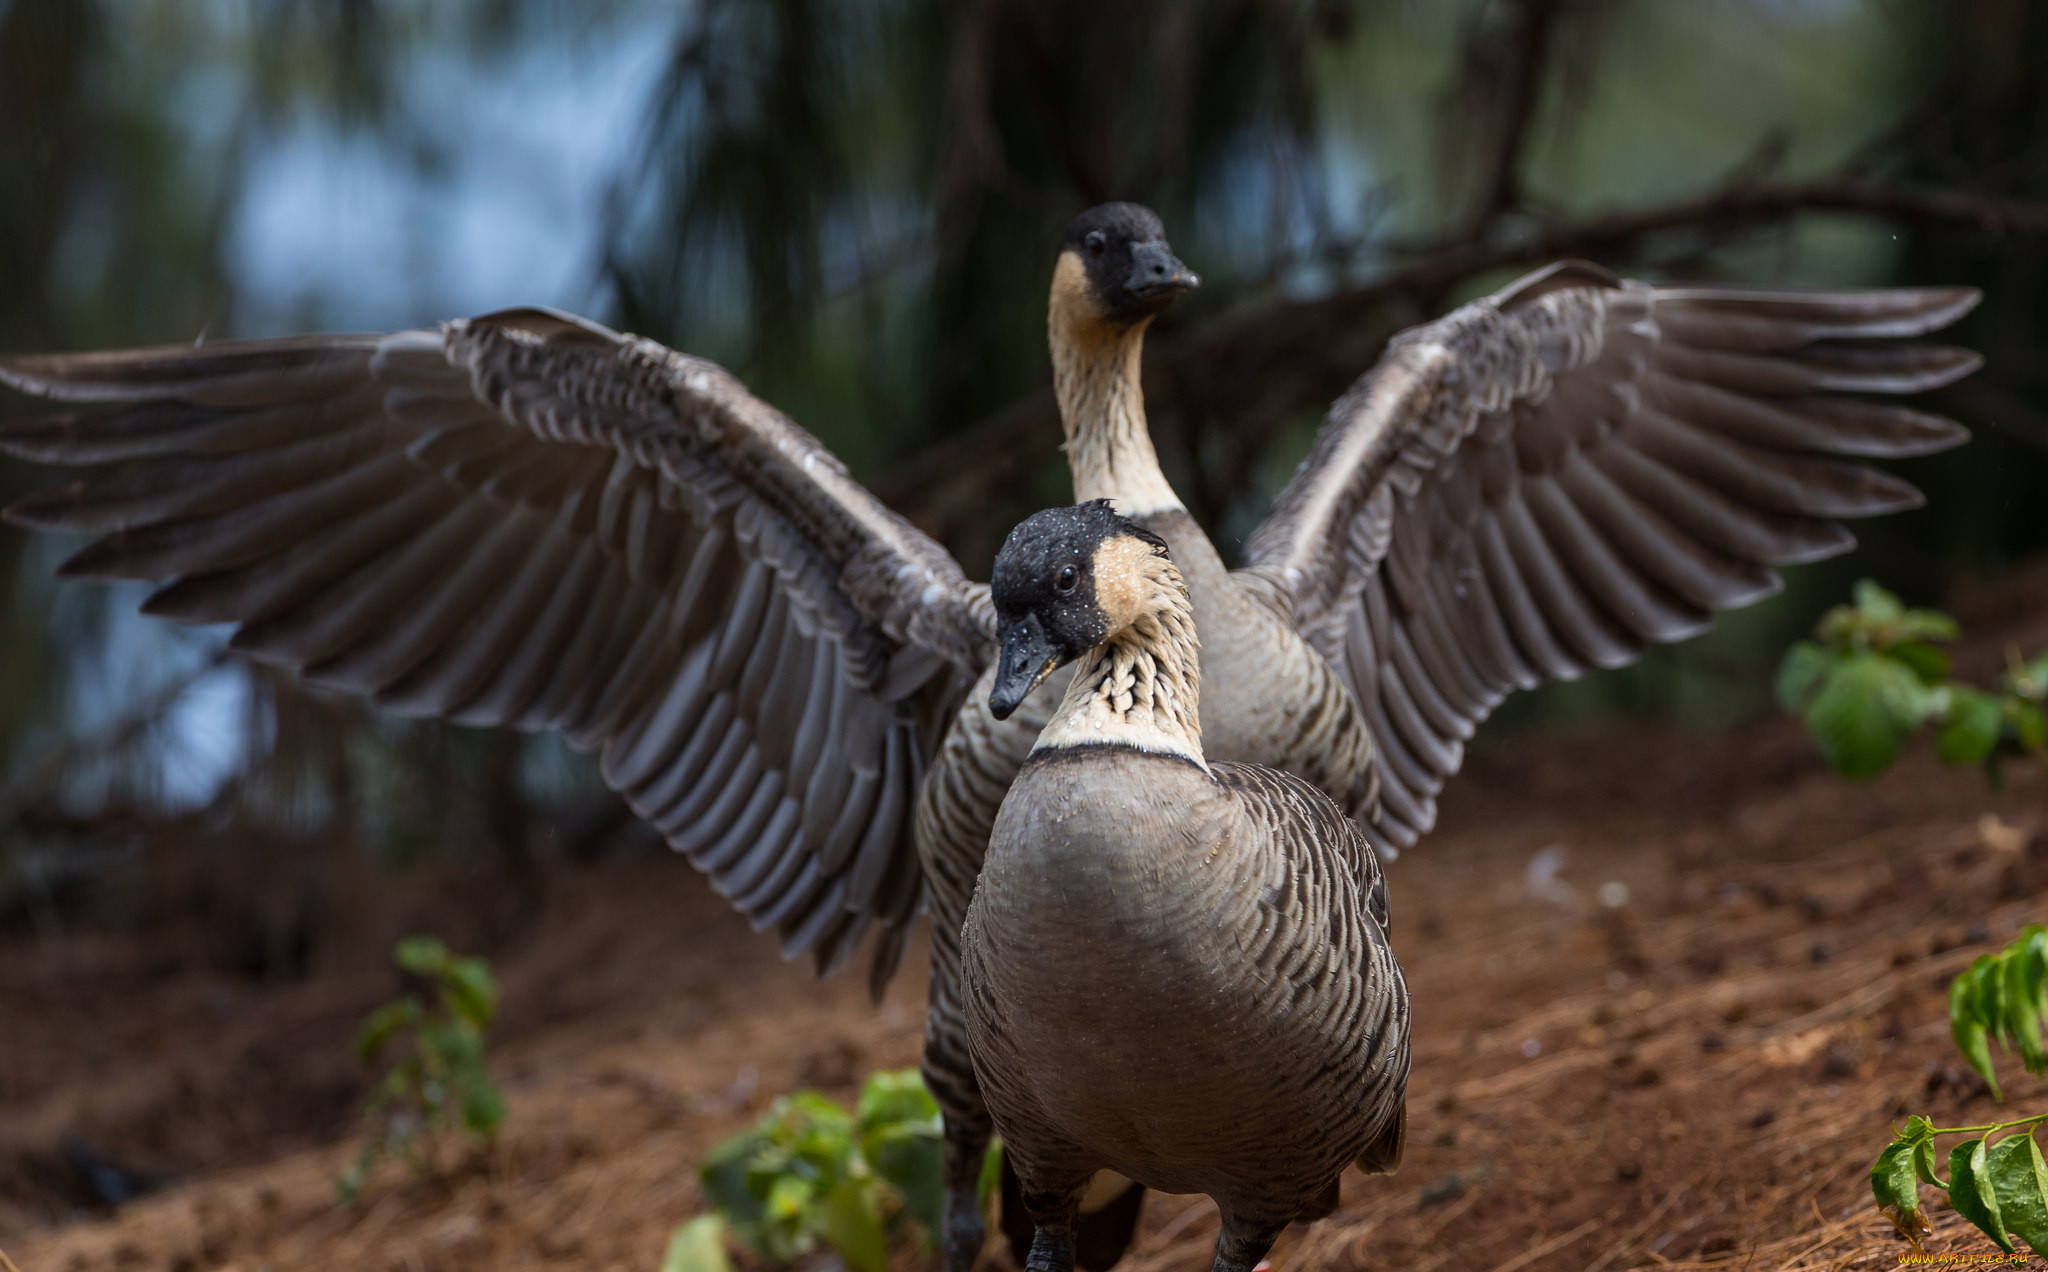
[1049,261,1185,517]
[1033,552,1205,767]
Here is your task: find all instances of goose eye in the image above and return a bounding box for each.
[1056,564,1079,591]
[1084,231,1106,255]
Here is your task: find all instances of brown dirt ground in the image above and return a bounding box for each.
[3,566,2048,1272]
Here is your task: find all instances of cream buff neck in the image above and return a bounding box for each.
[1048,253,1186,517]
[1033,539,1205,768]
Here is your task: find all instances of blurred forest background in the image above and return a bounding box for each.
[4,0,2048,909]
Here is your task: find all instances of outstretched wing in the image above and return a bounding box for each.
[1245,263,1979,849]
[0,308,996,990]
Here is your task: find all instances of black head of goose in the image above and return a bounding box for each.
[962,500,1409,1272]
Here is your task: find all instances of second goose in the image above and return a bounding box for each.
[963,500,1410,1272]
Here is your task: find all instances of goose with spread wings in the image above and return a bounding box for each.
[0,203,1978,1270]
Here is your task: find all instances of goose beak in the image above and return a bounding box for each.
[990,613,1062,720]
[1126,241,1200,300]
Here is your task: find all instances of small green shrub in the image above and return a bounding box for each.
[337,935,505,1202]
[665,1069,995,1272]
[1777,580,2047,784]
[1874,928,2048,1255]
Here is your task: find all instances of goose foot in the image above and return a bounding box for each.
[1024,1223,1076,1272]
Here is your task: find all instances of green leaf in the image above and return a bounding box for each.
[1939,687,2005,766]
[1854,579,1905,626]
[1977,959,2012,1050]
[458,1073,505,1136]
[2023,654,2048,700]
[856,1068,939,1130]
[767,1173,816,1224]
[1899,608,1961,644]
[1914,1137,1945,1190]
[1951,1137,2015,1253]
[865,1121,944,1238]
[1871,1142,1921,1225]
[1953,968,2004,1101]
[1776,642,1833,712]
[2013,701,2048,754]
[702,1130,775,1227]
[354,997,421,1066]
[661,1216,734,1272]
[820,1177,890,1272]
[2006,954,2047,1074]
[853,1070,943,1238]
[394,934,450,976]
[439,957,498,1029]
[1986,1133,2048,1257]
[1889,640,1952,685]
[1805,652,1934,780]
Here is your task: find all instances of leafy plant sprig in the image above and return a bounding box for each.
[667,1069,998,1272]
[337,935,505,1202]
[1874,928,2048,1254]
[1951,926,2048,1102]
[1872,1113,2048,1255]
[1777,580,2047,784]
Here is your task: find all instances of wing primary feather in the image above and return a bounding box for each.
[140,477,458,626]
[479,536,610,730]
[725,798,808,912]
[22,419,404,540]
[799,686,861,844]
[782,638,839,792]
[1649,286,1980,340]
[1383,621,1472,742]
[1436,540,1536,691]
[1375,667,1461,777]
[710,561,774,685]
[630,691,737,813]
[1494,495,1638,669]
[0,339,379,405]
[698,770,790,878]
[1643,371,1969,458]
[1473,512,1583,682]
[1395,584,1496,722]
[844,725,912,911]
[817,762,884,874]
[310,508,545,699]
[371,514,570,717]
[748,846,823,932]
[1586,444,1853,565]
[1520,476,1712,643]
[1629,409,1925,518]
[1554,452,1779,612]
[666,740,764,854]
[779,877,852,961]
[529,564,637,732]
[229,496,500,669]
[752,622,819,772]
[1651,339,1980,397]
[737,591,795,748]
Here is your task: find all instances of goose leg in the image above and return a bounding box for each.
[922,922,994,1272]
[1211,1215,1288,1272]
[936,1093,992,1272]
[1025,1224,1077,1272]
[1018,1177,1089,1272]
